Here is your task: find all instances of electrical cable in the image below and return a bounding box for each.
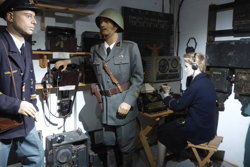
[162,0,164,13]
[41,63,82,128]
[176,0,185,57]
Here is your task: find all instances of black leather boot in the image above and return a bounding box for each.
[107,147,118,167]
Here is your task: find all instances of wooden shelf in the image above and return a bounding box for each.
[34,3,95,30]
[32,51,90,68]
[36,83,89,90]
[33,51,90,55]
[35,3,95,16]
[0,0,95,37]
[0,1,94,16]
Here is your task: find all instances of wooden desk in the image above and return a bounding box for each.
[139,110,174,167]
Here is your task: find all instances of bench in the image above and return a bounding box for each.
[187,136,223,167]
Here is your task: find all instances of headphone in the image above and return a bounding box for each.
[186,37,197,54]
[192,53,198,70]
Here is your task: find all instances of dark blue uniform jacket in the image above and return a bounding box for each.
[158,73,217,153]
[0,31,37,139]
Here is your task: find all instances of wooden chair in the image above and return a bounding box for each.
[187,136,223,167]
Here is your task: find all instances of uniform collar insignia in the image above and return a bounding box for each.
[116,42,121,47]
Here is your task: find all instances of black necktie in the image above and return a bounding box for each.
[106,47,111,56]
[20,44,25,57]
[20,44,26,66]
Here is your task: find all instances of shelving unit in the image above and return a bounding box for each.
[207,2,250,42]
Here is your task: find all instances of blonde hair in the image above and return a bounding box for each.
[183,53,206,73]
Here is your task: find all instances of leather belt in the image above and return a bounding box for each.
[100,82,131,96]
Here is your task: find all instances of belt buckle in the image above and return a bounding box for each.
[106,89,112,96]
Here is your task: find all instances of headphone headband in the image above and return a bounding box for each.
[192,53,198,70]
[186,37,197,53]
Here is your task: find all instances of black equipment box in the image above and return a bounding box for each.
[46,26,77,52]
[45,130,89,167]
[206,39,250,68]
[233,0,250,32]
[137,92,168,113]
[41,62,81,87]
[81,31,102,52]
[208,67,232,93]
[50,66,80,87]
[235,69,250,95]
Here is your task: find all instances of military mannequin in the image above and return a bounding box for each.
[55,8,144,167]
[0,0,44,166]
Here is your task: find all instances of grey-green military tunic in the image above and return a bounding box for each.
[71,39,144,151]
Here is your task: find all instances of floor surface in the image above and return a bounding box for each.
[7,145,239,167]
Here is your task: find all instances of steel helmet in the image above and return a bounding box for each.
[95,8,124,32]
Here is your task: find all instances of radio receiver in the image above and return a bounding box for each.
[142,56,181,83]
[45,130,89,167]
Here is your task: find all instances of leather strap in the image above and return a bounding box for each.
[0,39,23,131]
[102,61,123,92]
[0,39,18,99]
[100,82,131,96]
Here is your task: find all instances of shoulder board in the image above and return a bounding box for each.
[122,40,136,45]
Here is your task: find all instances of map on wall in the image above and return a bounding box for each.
[122,7,174,57]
